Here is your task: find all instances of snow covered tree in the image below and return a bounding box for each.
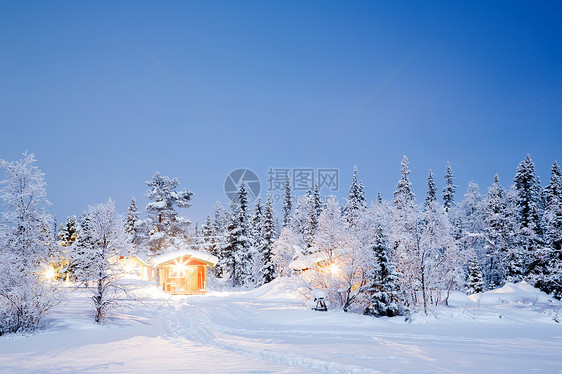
[466,256,484,294]
[419,190,459,312]
[535,161,562,298]
[425,170,437,208]
[312,179,323,227]
[56,215,78,280]
[390,156,420,307]
[144,172,193,253]
[312,196,346,263]
[480,175,512,288]
[457,182,485,259]
[272,226,303,277]
[504,186,527,282]
[343,166,367,227]
[72,199,131,323]
[223,180,255,287]
[364,206,404,317]
[125,197,144,249]
[250,197,264,281]
[0,153,61,333]
[212,202,228,278]
[125,197,139,236]
[513,155,545,277]
[202,215,217,256]
[259,195,276,285]
[59,216,78,248]
[292,187,316,251]
[442,161,457,212]
[282,175,292,228]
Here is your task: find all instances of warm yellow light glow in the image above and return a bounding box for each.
[172,260,188,277]
[328,263,340,275]
[44,267,56,280]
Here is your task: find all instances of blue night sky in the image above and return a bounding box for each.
[1,1,561,224]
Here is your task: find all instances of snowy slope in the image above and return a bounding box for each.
[0,279,561,373]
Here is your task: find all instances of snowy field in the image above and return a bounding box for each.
[0,279,561,374]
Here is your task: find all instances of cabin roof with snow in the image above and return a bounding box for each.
[289,251,330,271]
[147,249,218,267]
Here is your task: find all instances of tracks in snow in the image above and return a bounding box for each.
[160,298,380,374]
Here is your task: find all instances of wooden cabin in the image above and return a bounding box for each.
[136,249,218,295]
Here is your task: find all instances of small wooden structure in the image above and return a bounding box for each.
[137,249,218,295]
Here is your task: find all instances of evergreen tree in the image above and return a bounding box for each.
[480,175,512,288]
[390,156,421,308]
[144,172,193,253]
[292,185,316,252]
[260,195,276,285]
[250,197,264,281]
[224,180,255,287]
[282,175,292,227]
[343,166,367,226]
[313,179,323,227]
[393,156,415,206]
[364,218,404,317]
[202,214,216,254]
[536,161,562,298]
[125,197,143,249]
[442,161,457,212]
[513,154,545,277]
[425,170,437,208]
[59,216,78,248]
[458,182,485,257]
[376,190,383,205]
[212,202,228,278]
[467,256,484,294]
[125,197,139,236]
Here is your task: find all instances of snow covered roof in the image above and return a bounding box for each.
[289,251,330,271]
[147,249,218,267]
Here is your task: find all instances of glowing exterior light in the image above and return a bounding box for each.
[171,259,188,277]
[328,263,340,275]
[44,267,56,280]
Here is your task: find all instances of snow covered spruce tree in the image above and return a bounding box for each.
[389,156,421,308]
[535,161,562,298]
[343,166,367,229]
[259,195,276,285]
[364,199,405,317]
[57,215,78,280]
[282,175,293,228]
[466,256,484,294]
[442,161,457,213]
[480,175,512,288]
[250,197,264,281]
[202,215,217,256]
[292,185,316,252]
[457,182,486,287]
[223,180,255,287]
[125,197,144,249]
[512,155,545,280]
[72,199,131,323]
[144,172,193,254]
[0,153,61,333]
[212,201,229,278]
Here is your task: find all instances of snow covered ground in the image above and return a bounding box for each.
[0,279,561,373]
